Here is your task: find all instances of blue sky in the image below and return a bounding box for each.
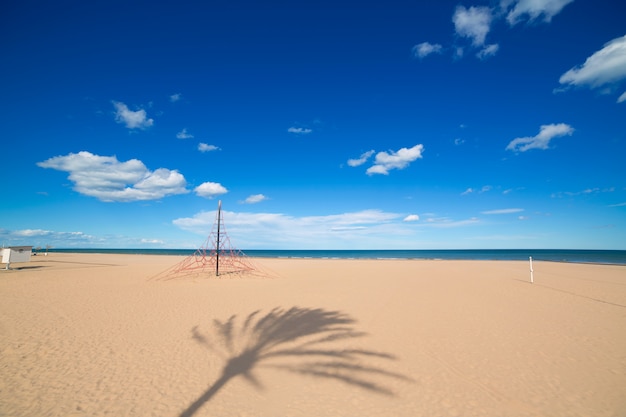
[1,0,625,250]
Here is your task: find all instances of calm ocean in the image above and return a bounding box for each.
[45,249,626,265]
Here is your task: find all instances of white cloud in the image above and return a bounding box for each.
[422,217,480,228]
[0,228,175,248]
[403,214,420,222]
[413,42,443,59]
[313,210,399,226]
[502,0,574,25]
[476,43,499,59]
[13,229,53,237]
[481,208,524,214]
[0,228,99,247]
[198,143,220,152]
[170,93,182,102]
[366,144,424,176]
[141,238,164,244]
[242,194,268,204]
[173,209,421,248]
[559,35,626,98]
[618,91,626,103]
[287,127,312,134]
[506,123,574,152]
[453,5,493,46]
[176,128,194,139]
[347,150,375,167]
[428,1,569,60]
[37,151,188,202]
[194,182,228,199]
[461,185,492,195]
[112,101,153,129]
[552,187,615,198]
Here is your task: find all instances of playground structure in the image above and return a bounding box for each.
[155,201,266,279]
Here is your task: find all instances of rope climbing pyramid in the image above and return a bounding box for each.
[155,200,263,279]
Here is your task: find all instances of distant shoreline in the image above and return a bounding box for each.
[37,248,626,265]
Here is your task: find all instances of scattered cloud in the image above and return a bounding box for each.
[506,123,574,152]
[422,217,480,228]
[453,5,493,47]
[403,214,420,222]
[12,228,55,237]
[198,143,220,153]
[608,202,626,207]
[454,138,465,145]
[366,144,424,176]
[112,101,153,129]
[141,238,164,244]
[552,187,615,198]
[0,228,99,247]
[477,43,499,59]
[288,127,313,134]
[315,210,400,226]
[173,209,424,248]
[412,42,443,59]
[37,151,188,202]
[170,93,182,102]
[503,187,525,195]
[502,0,575,25]
[330,226,368,232]
[176,128,194,139]
[347,150,375,167]
[194,182,228,199]
[0,228,173,248]
[462,185,492,195]
[465,232,536,241]
[242,194,268,204]
[419,1,571,61]
[481,208,524,214]
[559,34,626,102]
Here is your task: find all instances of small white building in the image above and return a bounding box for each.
[1,246,33,270]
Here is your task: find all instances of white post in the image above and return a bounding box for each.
[529,256,534,284]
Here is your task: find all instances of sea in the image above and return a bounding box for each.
[43,249,626,265]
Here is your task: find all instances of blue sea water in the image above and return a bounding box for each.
[44,248,626,265]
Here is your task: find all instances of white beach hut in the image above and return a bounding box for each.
[1,246,33,270]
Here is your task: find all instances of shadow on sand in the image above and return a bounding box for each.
[0,265,47,271]
[180,306,410,417]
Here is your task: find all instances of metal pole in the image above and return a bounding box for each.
[216,200,221,276]
[529,256,534,283]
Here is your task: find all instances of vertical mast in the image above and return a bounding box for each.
[216,200,221,276]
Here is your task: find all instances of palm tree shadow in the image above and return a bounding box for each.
[180,306,410,417]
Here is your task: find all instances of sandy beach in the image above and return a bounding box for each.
[1,253,625,417]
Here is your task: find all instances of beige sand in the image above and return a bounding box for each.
[1,253,625,417]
